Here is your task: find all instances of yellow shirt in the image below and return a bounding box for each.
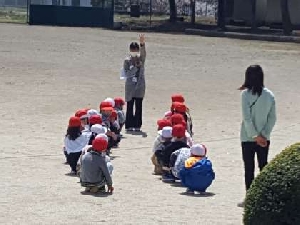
[185,156,203,168]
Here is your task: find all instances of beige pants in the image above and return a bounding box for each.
[151,154,163,175]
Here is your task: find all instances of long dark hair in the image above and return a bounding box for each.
[130,42,140,51]
[240,65,264,96]
[66,127,81,141]
[88,133,96,145]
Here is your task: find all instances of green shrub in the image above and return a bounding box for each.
[243,143,300,225]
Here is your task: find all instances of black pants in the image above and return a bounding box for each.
[242,141,270,190]
[125,97,143,129]
[67,152,82,172]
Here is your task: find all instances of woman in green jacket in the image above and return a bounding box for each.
[239,65,276,196]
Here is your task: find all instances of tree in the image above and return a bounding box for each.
[250,0,257,30]
[280,0,293,35]
[217,0,225,29]
[169,0,177,22]
[244,143,300,224]
[191,0,196,24]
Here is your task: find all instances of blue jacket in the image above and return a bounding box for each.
[180,157,215,192]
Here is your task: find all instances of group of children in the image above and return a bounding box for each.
[63,94,215,195]
[151,94,215,194]
[63,97,126,194]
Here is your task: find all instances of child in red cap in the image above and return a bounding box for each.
[114,97,126,132]
[109,110,121,134]
[80,137,114,194]
[155,124,189,182]
[171,94,185,103]
[64,116,89,175]
[108,110,122,147]
[173,102,193,136]
[152,119,172,152]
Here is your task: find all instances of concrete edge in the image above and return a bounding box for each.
[185,28,300,44]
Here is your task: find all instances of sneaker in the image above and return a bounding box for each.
[68,171,77,176]
[126,128,134,132]
[85,187,91,192]
[186,188,194,195]
[237,201,245,208]
[134,128,141,132]
[98,186,106,193]
[162,174,175,183]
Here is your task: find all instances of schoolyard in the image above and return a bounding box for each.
[0,23,300,224]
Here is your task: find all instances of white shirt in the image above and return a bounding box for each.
[64,135,89,154]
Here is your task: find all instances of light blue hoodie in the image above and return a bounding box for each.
[240,87,276,142]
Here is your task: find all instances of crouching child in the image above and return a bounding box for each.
[180,144,215,194]
[151,126,172,175]
[80,137,114,194]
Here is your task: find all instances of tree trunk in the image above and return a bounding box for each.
[250,0,257,30]
[280,0,293,35]
[191,0,196,24]
[217,0,225,30]
[169,0,177,22]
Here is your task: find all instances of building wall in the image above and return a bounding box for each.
[266,0,300,25]
[233,0,268,23]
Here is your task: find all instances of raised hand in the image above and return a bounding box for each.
[139,34,145,45]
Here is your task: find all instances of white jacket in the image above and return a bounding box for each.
[64,135,89,154]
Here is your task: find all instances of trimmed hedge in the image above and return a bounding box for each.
[243,143,300,225]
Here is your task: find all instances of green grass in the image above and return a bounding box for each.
[0,8,27,23]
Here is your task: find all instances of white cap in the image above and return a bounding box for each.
[158,126,173,138]
[191,144,207,156]
[104,98,115,108]
[87,109,100,118]
[164,111,172,117]
[91,124,108,135]
[96,133,109,142]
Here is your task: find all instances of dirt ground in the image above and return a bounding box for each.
[0,23,300,224]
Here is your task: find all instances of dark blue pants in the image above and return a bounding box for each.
[67,151,82,173]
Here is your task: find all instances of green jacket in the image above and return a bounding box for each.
[240,88,276,142]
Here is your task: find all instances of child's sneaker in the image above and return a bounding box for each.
[162,173,175,183]
[186,188,194,195]
[85,187,91,192]
[68,170,77,176]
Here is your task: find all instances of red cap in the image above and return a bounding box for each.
[171,94,185,103]
[171,114,184,126]
[172,124,186,138]
[110,110,118,119]
[171,102,181,111]
[114,97,125,106]
[89,115,102,125]
[75,108,89,118]
[181,120,187,129]
[102,107,114,112]
[157,119,172,130]
[174,103,187,113]
[100,102,113,110]
[92,137,108,152]
[69,116,81,128]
